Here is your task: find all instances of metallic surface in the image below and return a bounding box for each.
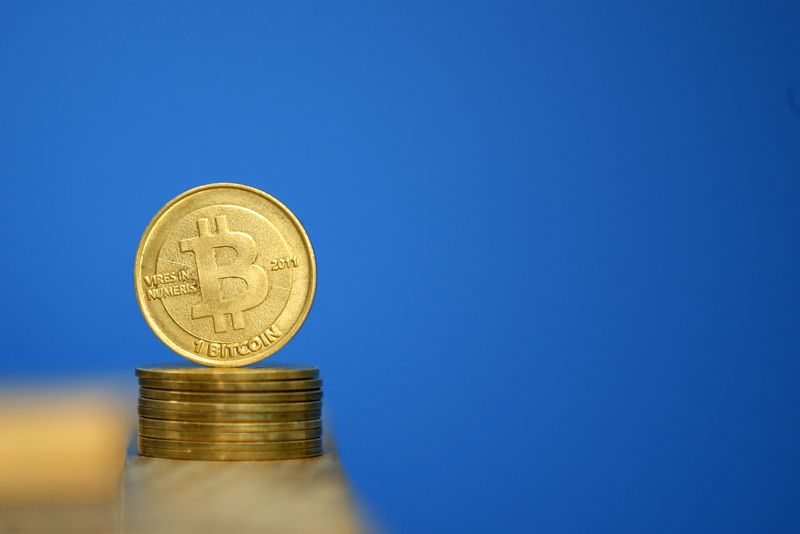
[138,406,321,422]
[139,387,322,403]
[138,378,322,392]
[135,365,318,381]
[138,427,322,442]
[134,184,316,367]
[138,398,322,413]
[137,446,323,461]
[138,436,322,451]
[138,417,322,433]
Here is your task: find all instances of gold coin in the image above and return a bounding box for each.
[134,183,316,367]
[135,365,319,381]
[138,427,322,442]
[138,417,322,433]
[140,387,322,403]
[138,446,323,461]
[138,378,322,392]
[138,406,321,422]
[139,436,322,451]
[139,398,322,413]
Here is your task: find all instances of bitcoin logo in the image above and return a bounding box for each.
[179,214,268,333]
[135,183,316,367]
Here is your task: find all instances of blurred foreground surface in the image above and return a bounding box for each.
[122,451,365,534]
[0,387,370,533]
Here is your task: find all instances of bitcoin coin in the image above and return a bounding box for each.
[138,378,322,392]
[139,398,322,413]
[138,446,323,461]
[134,183,316,367]
[138,427,322,442]
[138,406,321,422]
[138,417,321,432]
[138,436,322,451]
[136,365,318,381]
[139,387,322,403]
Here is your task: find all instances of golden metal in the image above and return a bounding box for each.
[138,378,322,392]
[138,417,321,432]
[134,183,316,367]
[135,365,318,381]
[139,387,322,403]
[138,407,321,422]
[138,427,322,442]
[138,446,323,461]
[138,398,322,413]
[138,436,322,451]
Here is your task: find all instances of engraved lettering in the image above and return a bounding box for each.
[193,322,283,358]
[270,256,299,271]
[143,269,199,300]
[264,324,282,342]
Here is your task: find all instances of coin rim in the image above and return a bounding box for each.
[138,436,322,451]
[135,365,319,380]
[138,446,323,461]
[138,378,322,392]
[133,183,317,368]
[138,417,322,432]
[138,397,322,413]
[139,387,322,403]
[138,426,323,442]
[138,406,321,422]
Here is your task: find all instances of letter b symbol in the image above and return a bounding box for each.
[180,215,268,333]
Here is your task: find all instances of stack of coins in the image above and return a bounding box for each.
[136,365,323,461]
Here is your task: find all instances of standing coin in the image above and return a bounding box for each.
[134,184,316,367]
[139,388,322,403]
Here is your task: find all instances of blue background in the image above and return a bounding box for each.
[1,1,799,532]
